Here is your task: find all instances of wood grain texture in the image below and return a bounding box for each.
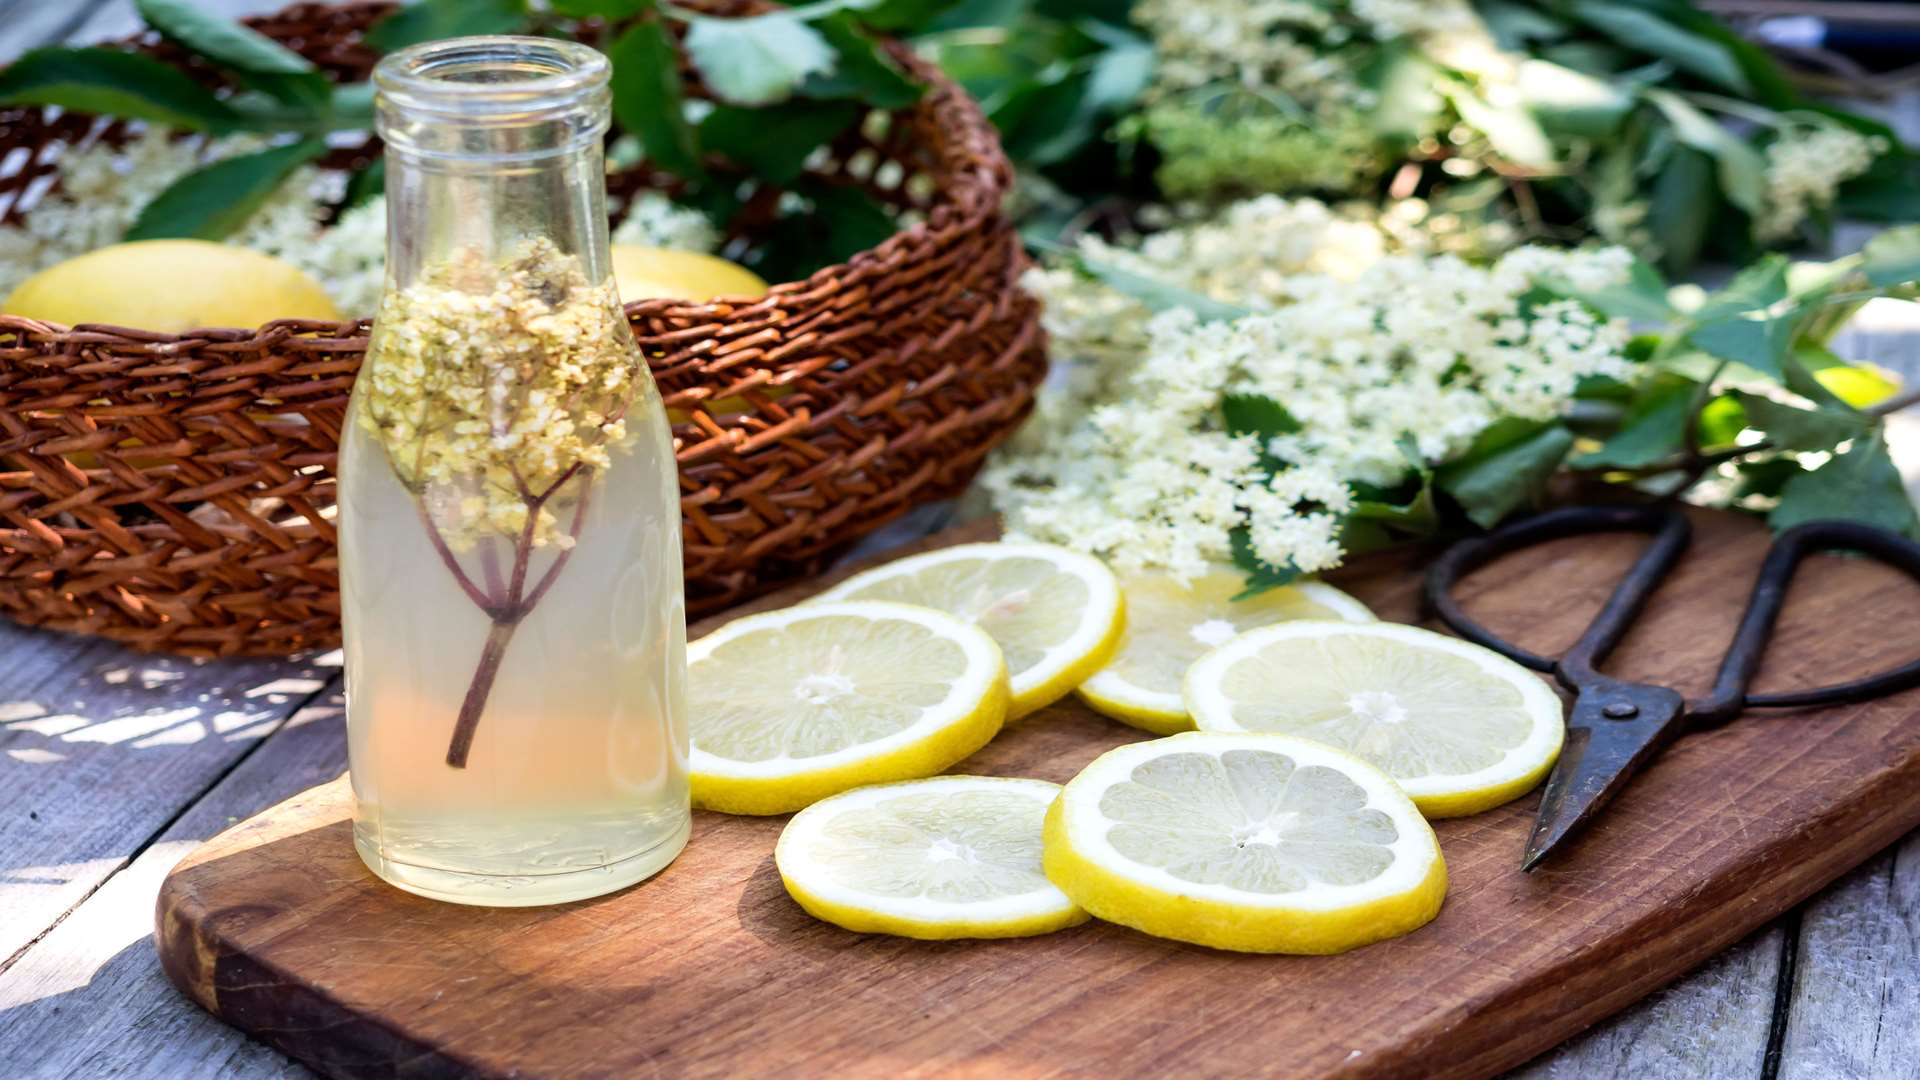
[151,508,1920,1079]
[1778,831,1920,1080]
[0,690,341,1080]
[0,626,337,968]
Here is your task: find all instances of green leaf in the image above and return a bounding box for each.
[343,157,384,209]
[801,13,922,108]
[992,25,1152,167]
[1357,41,1440,144]
[608,18,705,179]
[1228,527,1300,601]
[684,11,837,107]
[842,0,967,31]
[1687,256,1795,379]
[1554,257,1676,324]
[1696,393,1746,448]
[365,0,527,52]
[548,0,654,16]
[1343,476,1439,554]
[1771,431,1919,537]
[1645,89,1765,215]
[1862,225,1920,287]
[1569,2,1750,95]
[1796,346,1902,410]
[699,100,855,184]
[125,139,327,241]
[1436,420,1575,528]
[1058,250,1252,323]
[1221,394,1300,441]
[1570,374,1696,469]
[1516,59,1631,139]
[1733,392,1869,453]
[1646,145,1713,273]
[1445,80,1554,168]
[136,0,329,108]
[0,47,241,131]
[1735,456,1801,500]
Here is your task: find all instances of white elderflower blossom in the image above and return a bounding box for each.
[988,233,1632,580]
[612,191,721,253]
[1754,122,1885,243]
[1015,196,1392,453]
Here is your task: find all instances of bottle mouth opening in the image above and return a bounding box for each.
[374,36,611,121]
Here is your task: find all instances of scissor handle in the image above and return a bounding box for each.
[1425,505,1692,680]
[1690,519,1920,725]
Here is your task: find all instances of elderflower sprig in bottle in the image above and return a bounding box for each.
[341,37,690,906]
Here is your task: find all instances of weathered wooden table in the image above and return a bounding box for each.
[1,3,1917,1077]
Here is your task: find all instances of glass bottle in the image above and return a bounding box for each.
[340,36,690,906]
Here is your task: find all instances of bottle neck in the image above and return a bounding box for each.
[373,36,615,293]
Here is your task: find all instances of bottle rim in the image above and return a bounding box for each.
[373,35,611,125]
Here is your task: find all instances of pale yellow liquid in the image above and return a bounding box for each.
[339,401,690,906]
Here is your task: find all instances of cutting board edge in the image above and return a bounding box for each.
[1394,737,1920,1079]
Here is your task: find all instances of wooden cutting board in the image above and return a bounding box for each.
[155,508,1920,1079]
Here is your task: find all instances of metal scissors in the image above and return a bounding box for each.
[1425,504,1920,871]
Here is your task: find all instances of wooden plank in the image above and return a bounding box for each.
[0,692,341,1079]
[1776,831,1920,1080]
[0,631,337,968]
[1509,927,1784,1079]
[151,508,1920,1079]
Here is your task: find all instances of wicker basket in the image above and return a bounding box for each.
[0,1,1045,657]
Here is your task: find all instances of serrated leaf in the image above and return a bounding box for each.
[1862,225,1920,287]
[800,13,922,108]
[1570,2,1750,95]
[1733,392,1869,452]
[1221,394,1300,441]
[1570,374,1696,469]
[135,0,329,108]
[1645,89,1765,215]
[608,19,704,179]
[365,0,527,52]
[0,47,241,132]
[1436,420,1575,528]
[1228,526,1300,600]
[684,11,836,107]
[125,139,326,241]
[1771,431,1918,537]
[1687,256,1795,379]
[699,100,855,184]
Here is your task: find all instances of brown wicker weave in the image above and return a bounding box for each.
[0,1,1045,657]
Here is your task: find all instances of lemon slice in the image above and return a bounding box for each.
[815,542,1124,719]
[777,776,1088,939]
[1043,732,1445,954]
[1183,621,1563,818]
[688,601,1009,815]
[1080,569,1373,734]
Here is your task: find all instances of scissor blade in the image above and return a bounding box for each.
[1523,680,1688,871]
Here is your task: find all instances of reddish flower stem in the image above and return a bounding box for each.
[431,467,598,768]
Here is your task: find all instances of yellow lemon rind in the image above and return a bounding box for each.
[1183,620,1564,819]
[691,671,1008,816]
[1043,732,1447,954]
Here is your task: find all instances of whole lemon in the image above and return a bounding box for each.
[611,245,767,304]
[3,239,338,332]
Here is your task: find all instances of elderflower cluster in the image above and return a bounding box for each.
[987,236,1633,580]
[1131,0,1489,201]
[1754,122,1885,242]
[1016,197,1391,448]
[359,239,643,551]
[612,191,722,253]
